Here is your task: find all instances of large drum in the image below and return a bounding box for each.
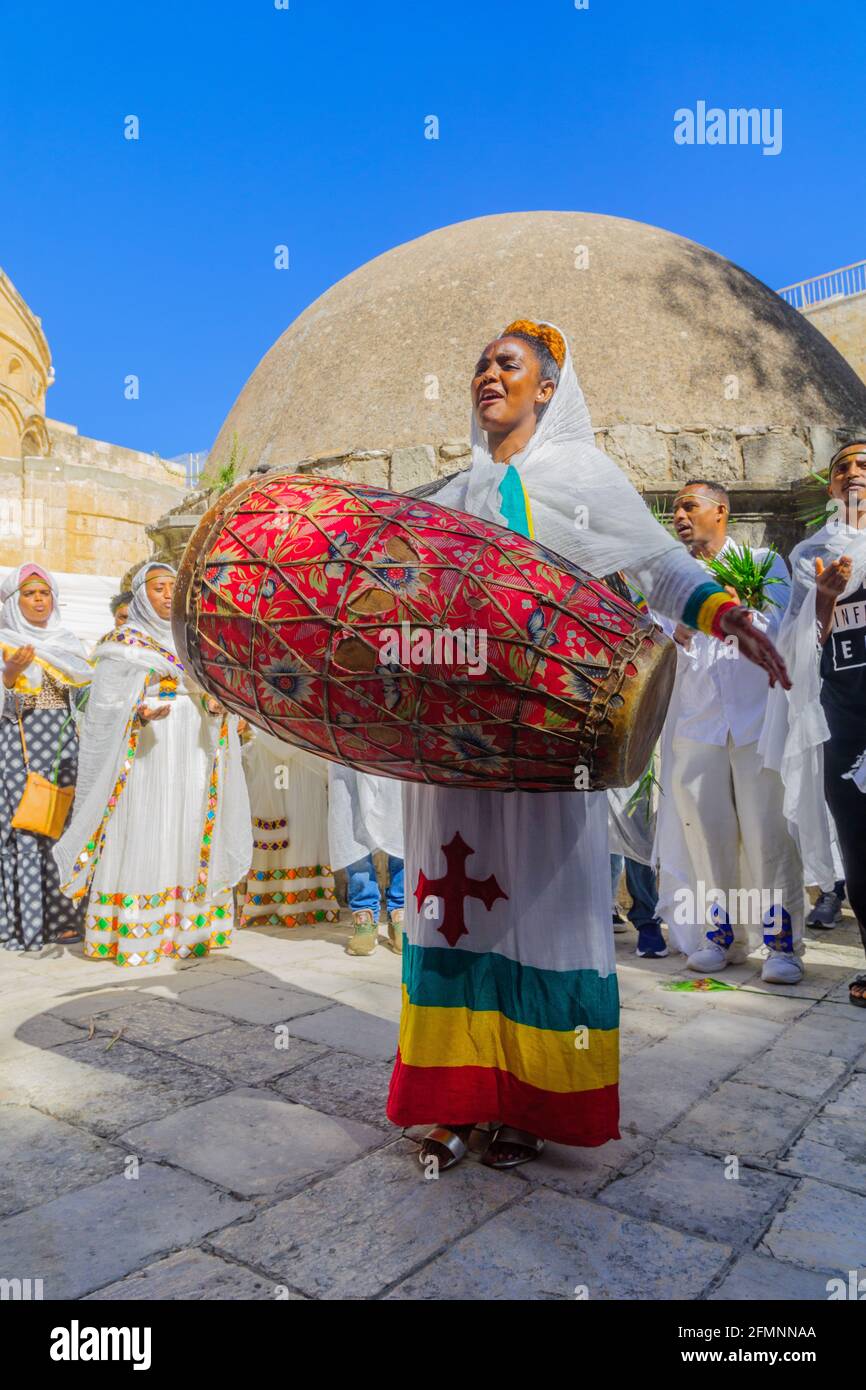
[173,472,675,790]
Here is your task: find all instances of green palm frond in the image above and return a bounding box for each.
[796,468,832,532]
[625,754,662,823]
[705,543,784,612]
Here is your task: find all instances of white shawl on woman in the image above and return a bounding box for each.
[433,325,710,615]
[758,516,866,887]
[54,562,251,898]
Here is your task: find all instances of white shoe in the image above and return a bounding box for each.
[761,953,804,985]
[686,942,748,973]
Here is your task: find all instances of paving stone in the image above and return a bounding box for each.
[733,1045,848,1103]
[273,1051,397,1131]
[47,987,150,1022]
[121,1087,385,1197]
[782,1116,866,1196]
[212,1139,521,1298]
[620,1014,783,1138]
[0,1037,229,1138]
[823,1071,866,1118]
[168,1022,328,1085]
[324,980,402,1023]
[708,1252,838,1301]
[522,1132,653,1198]
[599,1141,794,1244]
[0,1106,125,1218]
[174,978,335,1025]
[759,1178,866,1273]
[6,1010,84,1056]
[780,1003,866,1062]
[0,1163,250,1300]
[668,1081,813,1160]
[83,1249,298,1300]
[284,1004,398,1061]
[618,1006,677,1058]
[386,1187,730,1300]
[84,996,232,1047]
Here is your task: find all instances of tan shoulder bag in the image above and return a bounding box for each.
[10,704,74,840]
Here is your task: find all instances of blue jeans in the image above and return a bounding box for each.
[347,855,404,915]
[610,853,660,931]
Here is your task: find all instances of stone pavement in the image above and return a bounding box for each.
[1,913,865,1301]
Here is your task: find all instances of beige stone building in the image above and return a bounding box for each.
[779,260,866,389]
[0,266,186,578]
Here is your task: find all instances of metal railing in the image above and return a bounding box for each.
[778,259,866,310]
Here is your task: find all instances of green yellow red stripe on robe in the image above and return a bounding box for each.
[386,941,620,1146]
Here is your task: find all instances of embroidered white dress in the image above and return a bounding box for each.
[240,730,339,928]
[55,572,252,967]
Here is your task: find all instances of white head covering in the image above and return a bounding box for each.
[126,561,177,651]
[0,563,91,690]
[452,320,683,579]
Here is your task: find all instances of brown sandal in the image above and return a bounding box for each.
[418,1124,474,1172]
[849,975,866,1008]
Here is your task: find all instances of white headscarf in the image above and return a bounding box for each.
[126,561,177,652]
[447,320,684,579]
[0,563,91,690]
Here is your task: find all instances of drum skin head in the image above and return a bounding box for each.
[174,471,675,791]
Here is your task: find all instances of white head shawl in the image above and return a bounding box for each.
[126,560,177,652]
[0,563,91,690]
[451,321,684,579]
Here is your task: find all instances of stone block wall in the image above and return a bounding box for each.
[156,420,855,571]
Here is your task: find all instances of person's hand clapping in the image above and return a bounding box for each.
[815,554,852,597]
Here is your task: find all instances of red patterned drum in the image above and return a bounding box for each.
[173,472,675,790]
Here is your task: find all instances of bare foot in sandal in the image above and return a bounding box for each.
[483,1125,545,1169]
[418,1124,475,1172]
[849,974,866,1008]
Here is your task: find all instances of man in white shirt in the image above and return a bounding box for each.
[665,480,805,985]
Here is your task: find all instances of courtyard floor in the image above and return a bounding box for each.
[1,911,865,1301]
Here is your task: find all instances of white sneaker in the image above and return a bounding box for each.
[686,942,748,973]
[761,953,804,985]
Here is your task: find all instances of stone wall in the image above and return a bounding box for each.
[156,423,846,571]
[802,292,866,389]
[0,449,186,576]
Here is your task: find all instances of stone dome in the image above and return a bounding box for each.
[210,211,866,471]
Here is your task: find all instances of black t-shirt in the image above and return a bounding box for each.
[820,581,866,734]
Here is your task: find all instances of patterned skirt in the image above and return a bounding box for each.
[0,706,85,951]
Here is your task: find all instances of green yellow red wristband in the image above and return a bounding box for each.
[681,582,739,636]
[700,591,740,637]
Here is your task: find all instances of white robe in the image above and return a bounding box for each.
[240,730,338,927]
[55,631,252,965]
[327,765,404,870]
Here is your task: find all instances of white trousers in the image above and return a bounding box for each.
[671,735,804,953]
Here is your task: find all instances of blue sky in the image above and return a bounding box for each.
[2,0,863,459]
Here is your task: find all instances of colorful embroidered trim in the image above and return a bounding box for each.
[240,907,340,928]
[249,864,332,880]
[194,718,228,901]
[252,817,287,830]
[253,837,290,851]
[98,626,184,669]
[63,686,146,900]
[244,886,336,906]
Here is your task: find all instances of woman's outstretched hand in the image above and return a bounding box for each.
[3,644,35,688]
[718,606,791,690]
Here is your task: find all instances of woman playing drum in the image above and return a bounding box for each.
[387,319,790,1169]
